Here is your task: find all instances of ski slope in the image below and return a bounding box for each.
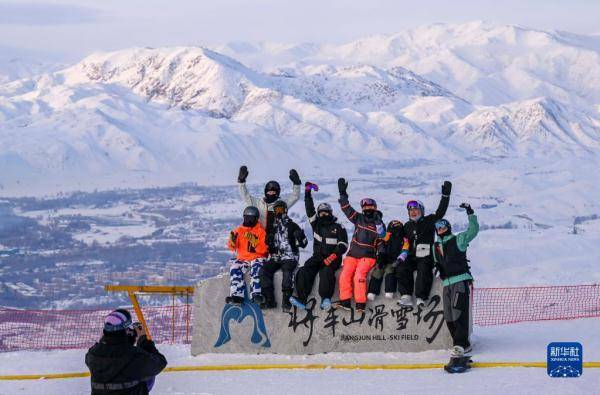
[0,318,598,394]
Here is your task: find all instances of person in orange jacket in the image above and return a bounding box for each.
[335,178,386,313]
[226,206,269,305]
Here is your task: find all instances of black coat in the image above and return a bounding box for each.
[339,195,386,259]
[85,334,167,395]
[305,193,348,259]
[403,195,449,259]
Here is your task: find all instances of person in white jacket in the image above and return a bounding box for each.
[237,165,302,236]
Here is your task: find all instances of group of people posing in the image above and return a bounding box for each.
[227,166,479,357]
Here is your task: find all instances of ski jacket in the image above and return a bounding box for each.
[238,182,301,234]
[270,215,308,259]
[403,194,449,260]
[229,223,269,261]
[383,220,410,264]
[339,195,386,259]
[433,214,479,283]
[85,334,167,395]
[305,192,348,259]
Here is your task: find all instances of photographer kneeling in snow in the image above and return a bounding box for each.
[433,203,479,358]
[85,309,167,395]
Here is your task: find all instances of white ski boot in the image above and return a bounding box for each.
[367,293,376,301]
[416,298,426,308]
[399,295,413,306]
[384,292,394,299]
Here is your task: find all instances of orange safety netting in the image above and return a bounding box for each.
[1,285,599,352]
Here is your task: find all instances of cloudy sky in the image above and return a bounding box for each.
[1,0,599,60]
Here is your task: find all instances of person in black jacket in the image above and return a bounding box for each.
[85,309,167,395]
[335,178,386,313]
[259,200,308,311]
[398,181,452,307]
[290,182,349,311]
[367,220,410,301]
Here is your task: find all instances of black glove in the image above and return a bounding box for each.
[238,166,248,183]
[441,181,452,196]
[460,202,474,215]
[338,178,348,196]
[293,229,307,247]
[289,169,301,185]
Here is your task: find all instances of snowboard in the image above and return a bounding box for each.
[444,356,473,373]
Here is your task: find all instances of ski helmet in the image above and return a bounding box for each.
[273,200,288,216]
[264,180,281,196]
[406,200,425,213]
[435,219,452,234]
[317,202,333,216]
[243,206,260,227]
[360,198,377,210]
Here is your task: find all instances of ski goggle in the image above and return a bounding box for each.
[407,200,421,210]
[435,219,450,230]
[360,198,377,209]
[273,205,286,215]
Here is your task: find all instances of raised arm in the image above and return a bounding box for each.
[456,203,479,252]
[337,178,359,224]
[237,166,258,206]
[434,181,452,219]
[283,169,302,208]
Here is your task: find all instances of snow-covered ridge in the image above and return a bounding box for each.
[0,22,599,190]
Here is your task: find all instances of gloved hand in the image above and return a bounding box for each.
[293,229,307,247]
[460,202,474,215]
[229,231,238,243]
[395,251,408,266]
[289,169,301,185]
[305,181,319,194]
[323,253,337,266]
[441,181,452,196]
[237,166,248,183]
[337,178,348,196]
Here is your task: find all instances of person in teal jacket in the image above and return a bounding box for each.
[432,202,479,358]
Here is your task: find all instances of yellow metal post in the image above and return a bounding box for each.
[127,291,152,341]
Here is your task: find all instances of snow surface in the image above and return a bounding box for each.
[0,318,598,394]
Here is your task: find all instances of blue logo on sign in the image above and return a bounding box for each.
[214,290,271,348]
[547,342,582,377]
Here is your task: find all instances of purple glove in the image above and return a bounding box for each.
[305,181,319,193]
[395,251,408,266]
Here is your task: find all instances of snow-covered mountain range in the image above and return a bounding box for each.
[0,21,598,192]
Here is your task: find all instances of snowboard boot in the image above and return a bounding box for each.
[384,292,394,299]
[444,356,472,374]
[367,293,376,301]
[334,299,352,311]
[281,295,292,312]
[225,296,244,305]
[251,294,265,305]
[451,345,465,357]
[416,297,426,308]
[320,298,332,310]
[399,294,413,306]
[355,303,366,313]
[289,296,306,310]
[260,298,277,309]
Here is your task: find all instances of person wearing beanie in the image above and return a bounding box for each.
[85,308,167,394]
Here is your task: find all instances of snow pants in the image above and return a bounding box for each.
[295,255,342,304]
[229,258,265,299]
[339,256,376,303]
[397,255,434,300]
[367,263,397,295]
[259,257,298,304]
[443,280,471,348]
